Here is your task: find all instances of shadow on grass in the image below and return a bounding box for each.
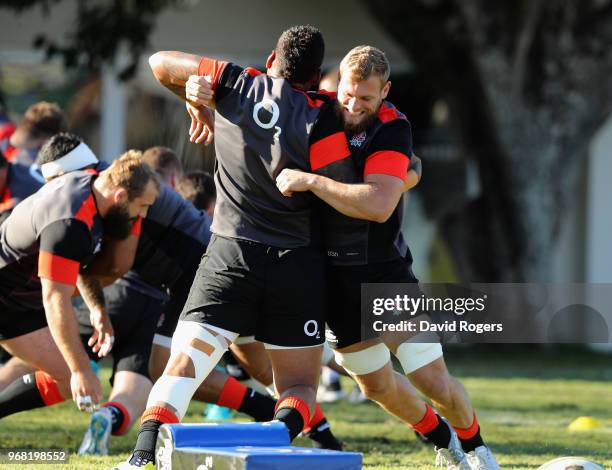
[490,441,612,458]
[442,345,612,381]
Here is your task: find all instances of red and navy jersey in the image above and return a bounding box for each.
[311,99,412,265]
[120,184,212,297]
[199,57,333,248]
[84,162,212,298]
[0,171,104,310]
[0,163,44,223]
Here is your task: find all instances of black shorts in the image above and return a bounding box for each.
[326,254,420,350]
[77,282,164,383]
[0,265,47,340]
[181,234,325,347]
[0,305,47,341]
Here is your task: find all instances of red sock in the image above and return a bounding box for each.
[411,404,439,434]
[34,371,64,406]
[141,405,179,424]
[454,413,479,440]
[216,377,248,410]
[104,401,131,435]
[275,396,311,429]
[303,403,325,433]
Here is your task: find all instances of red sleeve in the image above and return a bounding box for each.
[364,150,409,180]
[38,219,93,286]
[38,250,81,285]
[198,57,229,92]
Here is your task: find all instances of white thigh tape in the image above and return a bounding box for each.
[234,335,256,345]
[334,343,390,376]
[395,341,443,374]
[153,334,172,349]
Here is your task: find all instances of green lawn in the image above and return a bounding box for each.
[1,346,611,469]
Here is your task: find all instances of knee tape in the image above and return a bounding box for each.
[234,335,256,345]
[334,343,390,376]
[146,321,230,419]
[152,333,172,349]
[394,340,443,374]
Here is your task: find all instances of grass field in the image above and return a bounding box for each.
[1,346,611,469]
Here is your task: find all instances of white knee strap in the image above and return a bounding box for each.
[394,339,443,374]
[334,343,390,376]
[152,333,172,349]
[146,321,233,419]
[321,341,334,366]
[234,335,256,345]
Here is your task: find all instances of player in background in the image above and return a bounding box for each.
[0,151,159,422]
[1,101,67,166]
[176,170,216,216]
[0,150,43,224]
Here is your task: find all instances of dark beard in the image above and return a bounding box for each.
[334,100,379,136]
[102,204,133,240]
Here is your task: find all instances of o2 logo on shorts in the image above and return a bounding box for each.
[253,98,282,141]
[304,320,320,339]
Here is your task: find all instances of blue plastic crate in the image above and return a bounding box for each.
[156,422,362,470]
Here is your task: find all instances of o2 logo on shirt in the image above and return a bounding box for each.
[253,99,282,141]
[304,319,320,338]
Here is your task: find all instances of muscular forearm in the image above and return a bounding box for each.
[307,174,397,223]
[76,274,105,315]
[43,291,89,373]
[149,51,201,101]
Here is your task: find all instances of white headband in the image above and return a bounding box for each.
[40,142,99,179]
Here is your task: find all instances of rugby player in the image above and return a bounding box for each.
[176,169,216,216]
[274,46,500,470]
[110,25,345,469]
[0,101,67,166]
[0,150,159,419]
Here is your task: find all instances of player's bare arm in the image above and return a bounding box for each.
[149,51,201,101]
[76,274,114,357]
[276,169,405,223]
[41,278,103,408]
[149,51,215,145]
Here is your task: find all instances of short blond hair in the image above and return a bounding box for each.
[339,45,390,83]
[102,150,160,200]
